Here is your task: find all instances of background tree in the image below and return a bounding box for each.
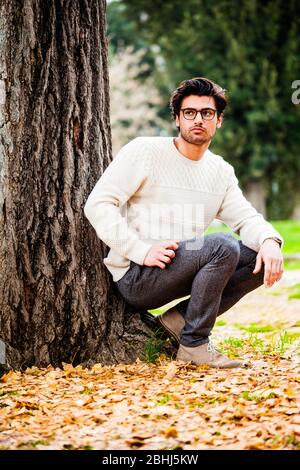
[108,0,300,219]
[109,46,172,154]
[0,0,164,370]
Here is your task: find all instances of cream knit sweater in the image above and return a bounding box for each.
[84,136,283,282]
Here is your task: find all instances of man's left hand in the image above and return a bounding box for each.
[253,239,284,288]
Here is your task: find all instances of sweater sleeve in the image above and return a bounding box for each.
[216,166,283,252]
[84,140,153,265]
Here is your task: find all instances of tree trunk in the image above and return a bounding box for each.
[244,181,267,218]
[0,0,172,370]
[292,194,300,220]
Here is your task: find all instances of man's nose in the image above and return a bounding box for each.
[194,112,204,124]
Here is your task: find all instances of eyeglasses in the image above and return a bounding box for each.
[180,107,217,121]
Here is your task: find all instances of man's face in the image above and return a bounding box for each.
[175,95,223,145]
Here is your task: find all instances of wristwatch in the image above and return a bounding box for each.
[263,237,282,248]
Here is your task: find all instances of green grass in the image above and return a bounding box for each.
[142,328,169,363]
[233,322,278,333]
[239,391,276,403]
[0,389,19,397]
[155,394,172,405]
[270,283,300,300]
[269,221,300,254]
[284,259,300,270]
[143,337,165,363]
[148,296,190,316]
[216,329,300,359]
[216,337,244,357]
[17,440,50,449]
[224,337,245,348]
[287,283,300,300]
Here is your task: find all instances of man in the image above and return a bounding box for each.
[84,77,284,369]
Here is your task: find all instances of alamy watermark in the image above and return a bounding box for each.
[291,80,300,104]
[101,202,206,250]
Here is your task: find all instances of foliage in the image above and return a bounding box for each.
[0,349,299,449]
[273,282,300,300]
[109,46,172,154]
[1,267,299,449]
[108,0,300,218]
[288,283,300,300]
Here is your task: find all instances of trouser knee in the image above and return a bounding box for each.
[214,233,240,263]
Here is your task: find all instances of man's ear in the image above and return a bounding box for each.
[175,114,180,128]
[216,113,223,129]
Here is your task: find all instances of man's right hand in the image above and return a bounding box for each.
[143,240,180,269]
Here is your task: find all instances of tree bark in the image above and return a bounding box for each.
[0,0,173,370]
[292,195,300,220]
[244,181,267,218]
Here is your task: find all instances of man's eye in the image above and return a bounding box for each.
[203,110,214,118]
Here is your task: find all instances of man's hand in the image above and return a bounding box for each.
[144,240,180,269]
[253,239,284,287]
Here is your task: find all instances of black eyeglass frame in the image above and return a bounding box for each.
[180,107,218,121]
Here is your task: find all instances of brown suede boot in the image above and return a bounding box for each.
[176,342,244,369]
[158,307,185,344]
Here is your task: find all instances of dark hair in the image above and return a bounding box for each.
[169,77,228,119]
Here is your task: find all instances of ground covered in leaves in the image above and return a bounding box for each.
[0,271,299,450]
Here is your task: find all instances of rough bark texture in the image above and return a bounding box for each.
[0,0,175,369]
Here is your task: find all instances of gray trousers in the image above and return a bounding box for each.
[116,233,264,347]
